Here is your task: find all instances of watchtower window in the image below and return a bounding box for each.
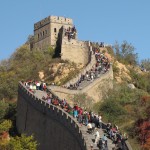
[38,34,39,39]
[54,28,57,32]
[43,31,44,36]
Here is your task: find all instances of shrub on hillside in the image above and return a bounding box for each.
[0,134,37,150]
[8,134,37,150]
[99,99,127,122]
[112,62,120,75]
[98,83,147,123]
[73,93,94,110]
[129,69,150,93]
[0,120,12,134]
[141,59,150,71]
[134,119,150,149]
[105,46,115,57]
[0,101,9,122]
[113,41,138,65]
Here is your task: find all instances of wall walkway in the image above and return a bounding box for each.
[48,65,113,103]
[17,82,132,150]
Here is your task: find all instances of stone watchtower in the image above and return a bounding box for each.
[29,15,90,66]
[30,16,73,50]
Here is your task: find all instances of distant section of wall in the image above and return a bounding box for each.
[17,82,93,150]
[48,65,113,103]
[61,37,90,65]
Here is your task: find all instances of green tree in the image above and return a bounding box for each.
[0,101,9,122]
[141,59,150,71]
[8,134,37,150]
[0,120,12,134]
[113,41,138,65]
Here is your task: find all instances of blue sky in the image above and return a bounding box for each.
[0,0,150,61]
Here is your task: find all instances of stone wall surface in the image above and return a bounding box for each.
[34,36,50,50]
[17,82,94,150]
[61,37,90,65]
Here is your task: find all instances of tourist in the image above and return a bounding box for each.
[98,115,102,129]
[36,81,40,90]
[102,134,107,147]
[98,138,105,149]
[47,97,51,104]
[94,128,100,144]
[87,122,92,133]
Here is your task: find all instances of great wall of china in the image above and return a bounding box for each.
[17,16,133,150]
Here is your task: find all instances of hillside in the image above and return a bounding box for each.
[0,41,150,149]
[0,45,82,100]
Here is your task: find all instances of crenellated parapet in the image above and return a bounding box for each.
[34,16,73,31]
[17,82,95,150]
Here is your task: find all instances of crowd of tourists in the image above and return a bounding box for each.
[105,123,128,150]
[23,80,71,112]
[71,104,128,150]
[91,42,105,48]
[66,47,110,90]
[23,81,47,92]
[64,26,77,41]
[23,79,128,150]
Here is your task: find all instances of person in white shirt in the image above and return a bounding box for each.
[87,122,92,133]
[36,82,40,90]
[99,115,102,128]
[94,128,100,144]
